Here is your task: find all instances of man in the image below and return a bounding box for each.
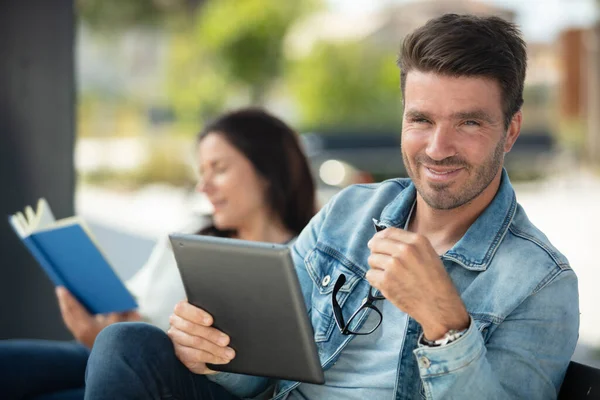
[85,14,579,399]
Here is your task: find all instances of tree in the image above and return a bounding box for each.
[166,0,318,129]
[77,0,202,31]
[287,40,403,132]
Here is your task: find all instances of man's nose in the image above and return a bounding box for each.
[425,124,457,161]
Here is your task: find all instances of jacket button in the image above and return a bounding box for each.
[419,356,431,369]
[322,275,331,286]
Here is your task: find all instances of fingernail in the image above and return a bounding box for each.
[225,348,235,359]
[218,335,228,346]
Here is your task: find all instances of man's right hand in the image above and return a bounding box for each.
[167,300,236,375]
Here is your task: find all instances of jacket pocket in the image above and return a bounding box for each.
[304,246,362,342]
[472,316,493,343]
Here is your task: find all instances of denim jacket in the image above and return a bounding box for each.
[211,169,579,400]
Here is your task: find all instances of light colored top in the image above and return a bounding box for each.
[287,300,408,400]
[125,218,206,331]
[285,203,413,400]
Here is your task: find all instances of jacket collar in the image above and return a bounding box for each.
[378,169,517,271]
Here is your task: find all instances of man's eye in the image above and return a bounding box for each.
[464,120,481,126]
[411,118,430,124]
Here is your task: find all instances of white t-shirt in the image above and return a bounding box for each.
[125,217,207,331]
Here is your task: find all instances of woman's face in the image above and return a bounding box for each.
[196,132,270,231]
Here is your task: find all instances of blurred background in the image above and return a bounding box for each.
[1,0,600,367]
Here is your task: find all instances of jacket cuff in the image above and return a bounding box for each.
[413,317,485,377]
[206,371,242,386]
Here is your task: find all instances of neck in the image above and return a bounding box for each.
[408,170,502,255]
[234,212,293,244]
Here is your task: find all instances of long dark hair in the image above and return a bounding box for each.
[196,107,316,237]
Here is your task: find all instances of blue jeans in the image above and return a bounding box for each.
[0,339,89,400]
[84,322,242,400]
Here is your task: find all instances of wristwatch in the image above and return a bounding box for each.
[420,328,467,347]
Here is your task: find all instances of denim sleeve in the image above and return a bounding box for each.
[414,270,579,400]
[206,372,271,399]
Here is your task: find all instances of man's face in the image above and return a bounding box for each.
[401,71,519,210]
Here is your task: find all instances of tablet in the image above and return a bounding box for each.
[169,233,325,385]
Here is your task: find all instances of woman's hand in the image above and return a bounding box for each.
[56,286,141,348]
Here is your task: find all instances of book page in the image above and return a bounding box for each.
[34,217,114,270]
[15,212,30,235]
[28,198,79,233]
[8,215,27,238]
[34,216,80,232]
[24,206,36,226]
[17,199,114,271]
[76,219,108,259]
[34,198,56,230]
[33,217,103,252]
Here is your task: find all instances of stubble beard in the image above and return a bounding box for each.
[402,138,506,210]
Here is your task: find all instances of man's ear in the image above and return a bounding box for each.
[504,111,522,153]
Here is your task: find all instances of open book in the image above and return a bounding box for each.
[8,198,138,314]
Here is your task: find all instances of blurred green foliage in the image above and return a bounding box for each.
[132,139,196,187]
[558,117,587,156]
[287,41,402,132]
[80,138,196,189]
[77,0,199,31]
[166,0,319,129]
[79,0,405,135]
[77,0,411,186]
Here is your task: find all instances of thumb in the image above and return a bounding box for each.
[125,310,142,321]
[56,287,90,321]
[105,310,141,324]
[105,313,123,325]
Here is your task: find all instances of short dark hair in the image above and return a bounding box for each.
[197,107,316,236]
[398,13,527,129]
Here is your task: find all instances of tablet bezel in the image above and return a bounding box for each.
[169,233,325,385]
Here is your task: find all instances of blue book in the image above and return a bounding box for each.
[8,198,138,314]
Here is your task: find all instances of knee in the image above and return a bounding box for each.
[86,323,177,395]
[91,322,172,364]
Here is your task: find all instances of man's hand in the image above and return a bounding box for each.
[56,286,141,348]
[366,227,470,340]
[167,301,236,375]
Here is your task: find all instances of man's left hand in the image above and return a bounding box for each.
[367,227,470,340]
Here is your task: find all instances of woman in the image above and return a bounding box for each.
[0,107,316,400]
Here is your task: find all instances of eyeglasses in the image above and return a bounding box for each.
[332,273,385,335]
[331,218,387,335]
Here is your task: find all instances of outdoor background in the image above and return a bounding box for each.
[33,0,600,365]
